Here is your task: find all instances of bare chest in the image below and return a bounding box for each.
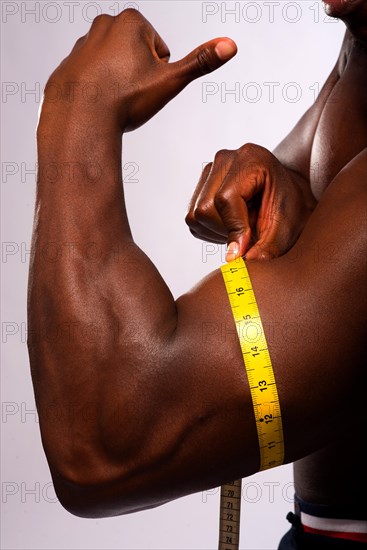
[310,46,367,200]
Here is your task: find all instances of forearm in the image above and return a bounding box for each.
[27,9,243,517]
[30,113,178,485]
[31,119,254,517]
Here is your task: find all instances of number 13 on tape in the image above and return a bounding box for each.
[220,257,284,470]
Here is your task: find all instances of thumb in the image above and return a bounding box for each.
[169,38,237,88]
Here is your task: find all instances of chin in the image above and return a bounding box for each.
[322,0,366,18]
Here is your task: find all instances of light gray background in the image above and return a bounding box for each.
[1,1,344,548]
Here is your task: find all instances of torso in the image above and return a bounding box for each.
[310,35,367,199]
[295,33,367,510]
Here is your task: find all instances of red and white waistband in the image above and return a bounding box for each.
[300,511,367,543]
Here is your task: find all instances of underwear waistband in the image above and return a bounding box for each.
[294,495,367,544]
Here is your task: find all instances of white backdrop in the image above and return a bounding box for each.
[1,1,345,549]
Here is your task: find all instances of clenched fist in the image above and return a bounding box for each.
[186,143,316,261]
[40,9,237,133]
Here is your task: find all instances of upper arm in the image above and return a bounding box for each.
[53,150,366,518]
[170,148,366,469]
[150,149,366,500]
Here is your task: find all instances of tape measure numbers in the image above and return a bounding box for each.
[218,257,285,550]
[218,479,241,550]
[220,257,284,470]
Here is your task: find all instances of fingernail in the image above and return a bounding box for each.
[226,242,239,262]
[215,39,237,61]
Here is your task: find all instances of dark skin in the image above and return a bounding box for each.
[186,1,367,508]
[28,1,367,521]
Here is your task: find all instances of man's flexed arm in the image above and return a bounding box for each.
[29,11,366,518]
[30,9,239,515]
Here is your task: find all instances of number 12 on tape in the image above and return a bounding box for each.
[220,257,284,470]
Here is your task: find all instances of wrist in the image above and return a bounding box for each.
[37,109,123,194]
[37,107,123,168]
[38,102,122,140]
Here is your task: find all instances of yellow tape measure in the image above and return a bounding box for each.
[220,256,284,469]
[218,257,284,550]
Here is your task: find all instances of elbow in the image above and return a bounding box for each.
[52,476,105,519]
[35,350,179,517]
[46,433,171,518]
[52,473,171,519]
[50,462,143,519]
[46,455,119,518]
[40,430,137,518]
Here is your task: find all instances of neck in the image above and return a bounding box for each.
[323,0,367,46]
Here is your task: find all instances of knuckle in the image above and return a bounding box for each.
[213,149,233,174]
[119,8,143,26]
[239,142,272,162]
[193,201,212,223]
[71,35,87,52]
[238,143,274,180]
[214,190,232,212]
[196,47,216,75]
[91,14,112,27]
[185,210,195,227]
[239,142,260,156]
[121,7,141,18]
[74,36,85,46]
[214,149,231,162]
[202,162,213,177]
